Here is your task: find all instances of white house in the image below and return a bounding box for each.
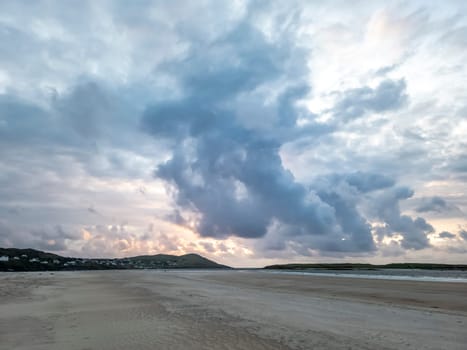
[0,256,9,262]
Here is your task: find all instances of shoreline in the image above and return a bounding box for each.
[261,269,467,283]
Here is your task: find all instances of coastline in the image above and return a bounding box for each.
[262,268,467,283]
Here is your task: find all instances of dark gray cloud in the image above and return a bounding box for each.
[143,21,334,242]
[142,16,430,255]
[331,79,408,121]
[199,241,216,253]
[449,154,467,173]
[56,82,111,139]
[438,231,455,239]
[368,187,433,249]
[0,94,56,144]
[87,206,100,215]
[416,196,449,213]
[273,172,401,255]
[460,230,467,240]
[143,21,349,250]
[415,196,463,216]
[312,178,376,253]
[339,172,395,193]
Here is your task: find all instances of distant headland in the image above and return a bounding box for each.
[264,263,467,271]
[0,247,230,271]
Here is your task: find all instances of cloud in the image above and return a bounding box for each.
[0,80,169,255]
[199,241,216,253]
[438,231,455,239]
[0,1,465,263]
[416,196,448,212]
[367,187,433,250]
[140,6,441,256]
[449,155,467,173]
[415,196,460,213]
[56,81,111,139]
[339,172,395,193]
[144,18,374,254]
[0,221,80,253]
[330,79,408,121]
[143,20,333,241]
[87,206,100,215]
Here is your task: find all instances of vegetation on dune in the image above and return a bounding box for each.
[264,263,467,271]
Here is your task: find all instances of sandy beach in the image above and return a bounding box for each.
[0,270,466,350]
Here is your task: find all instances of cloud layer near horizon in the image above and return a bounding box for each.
[0,1,466,266]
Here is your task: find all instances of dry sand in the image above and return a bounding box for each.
[0,270,466,350]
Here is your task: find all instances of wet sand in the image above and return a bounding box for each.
[0,270,466,350]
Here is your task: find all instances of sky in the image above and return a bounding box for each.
[0,0,466,267]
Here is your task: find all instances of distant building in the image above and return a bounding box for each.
[13,256,20,260]
[0,256,9,262]
[29,258,39,263]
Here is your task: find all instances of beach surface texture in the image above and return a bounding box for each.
[0,270,466,350]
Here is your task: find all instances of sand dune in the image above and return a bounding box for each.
[0,270,466,349]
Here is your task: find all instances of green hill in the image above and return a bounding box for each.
[0,248,230,271]
[0,247,65,260]
[126,253,230,269]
